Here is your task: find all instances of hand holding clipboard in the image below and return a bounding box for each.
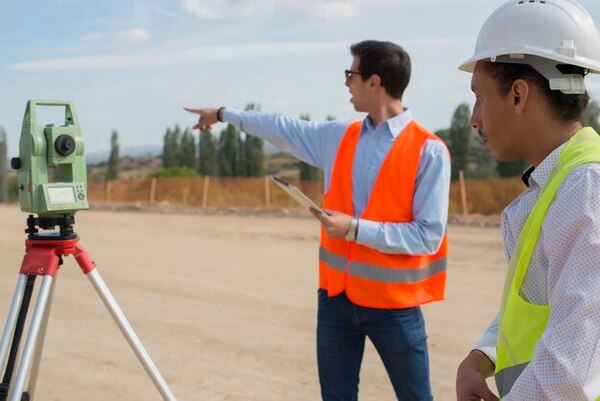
[269,175,331,215]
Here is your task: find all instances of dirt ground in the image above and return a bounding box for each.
[0,204,506,401]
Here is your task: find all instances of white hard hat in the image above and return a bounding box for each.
[459,0,600,94]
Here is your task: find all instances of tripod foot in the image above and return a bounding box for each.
[0,384,30,401]
[86,269,177,401]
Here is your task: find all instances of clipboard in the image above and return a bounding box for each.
[269,175,330,215]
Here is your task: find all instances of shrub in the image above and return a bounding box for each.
[148,167,199,178]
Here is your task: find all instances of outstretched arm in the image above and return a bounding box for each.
[184,106,347,172]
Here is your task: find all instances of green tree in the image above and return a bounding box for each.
[163,125,191,169]
[298,113,322,181]
[497,160,529,177]
[180,127,197,169]
[244,135,265,177]
[218,124,242,176]
[448,103,472,180]
[242,103,264,177]
[234,128,248,177]
[150,166,199,178]
[198,128,218,176]
[105,130,119,181]
[434,128,450,144]
[438,109,497,179]
[162,127,176,168]
[171,125,183,166]
[469,133,497,179]
[0,127,7,202]
[581,99,600,132]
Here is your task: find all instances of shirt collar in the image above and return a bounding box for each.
[362,108,412,138]
[521,166,535,187]
[526,142,568,188]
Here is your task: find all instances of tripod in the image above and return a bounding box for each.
[0,215,178,401]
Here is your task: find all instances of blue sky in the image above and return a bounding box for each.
[1,0,599,155]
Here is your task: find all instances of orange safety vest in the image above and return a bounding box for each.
[319,120,449,309]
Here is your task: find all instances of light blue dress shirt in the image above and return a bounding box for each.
[223,108,451,255]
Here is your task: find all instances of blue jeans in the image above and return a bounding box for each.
[317,290,432,401]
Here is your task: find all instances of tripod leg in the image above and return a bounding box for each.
[86,269,177,401]
[8,276,54,401]
[1,274,35,401]
[0,275,28,375]
[26,277,57,400]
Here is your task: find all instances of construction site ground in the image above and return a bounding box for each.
[0,204,504,401]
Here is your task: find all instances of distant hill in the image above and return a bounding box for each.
[86,148,299,182]
[85,141,299,181]
[86,145,162,165]
[86,142,280,166]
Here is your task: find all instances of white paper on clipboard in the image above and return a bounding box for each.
[269,175,330,215]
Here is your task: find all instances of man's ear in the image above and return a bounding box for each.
[370,74,381,88]
[511,79,530,114]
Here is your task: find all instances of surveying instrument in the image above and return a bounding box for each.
[0,101,178,400]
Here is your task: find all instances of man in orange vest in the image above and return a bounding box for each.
[186,40,450,401]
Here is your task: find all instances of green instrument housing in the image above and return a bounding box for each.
[15,100,88,217]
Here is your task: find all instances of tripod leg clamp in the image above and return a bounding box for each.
[73,245,96,274]
[20,247,60,276]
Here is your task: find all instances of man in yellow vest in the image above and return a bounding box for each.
[455,1,600,400]
[186,40,450,400]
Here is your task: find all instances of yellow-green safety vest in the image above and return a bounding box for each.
[495,127,600,399]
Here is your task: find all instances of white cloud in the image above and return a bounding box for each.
[82,32,105,42]
[81,28,152,46]
[146,5,184,20]
[180,0,360,20]
[285,0,360,20]
[10,34,464,72]
[10,40,344,72]
[113,28,151,44]
[180,0,262,19]
[181,0,221,19]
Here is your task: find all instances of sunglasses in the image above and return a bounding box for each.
[344,69,365,80]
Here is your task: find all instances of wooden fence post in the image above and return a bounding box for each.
[106,180,112,203]
[202,176,210,208]
[459,170,468,216]
[149,178,157,204]
[265,176,271,208]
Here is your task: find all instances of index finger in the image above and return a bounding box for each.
[183,107,202,114]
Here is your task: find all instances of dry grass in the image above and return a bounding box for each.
[90,176,526,216]
[450,177,524,215]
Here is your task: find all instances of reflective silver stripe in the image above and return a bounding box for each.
[495,362,528,397]
[319,247,447,284]
[319,247,348,272]
[349,258,446,283]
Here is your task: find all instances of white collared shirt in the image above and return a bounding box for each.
[476,143,600,400]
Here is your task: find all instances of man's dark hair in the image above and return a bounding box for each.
[483,61,589,123]
[350,40,411,100]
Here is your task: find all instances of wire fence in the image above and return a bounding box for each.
[87,175,526,216]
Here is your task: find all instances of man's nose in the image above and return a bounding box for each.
[470,113,479,130]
